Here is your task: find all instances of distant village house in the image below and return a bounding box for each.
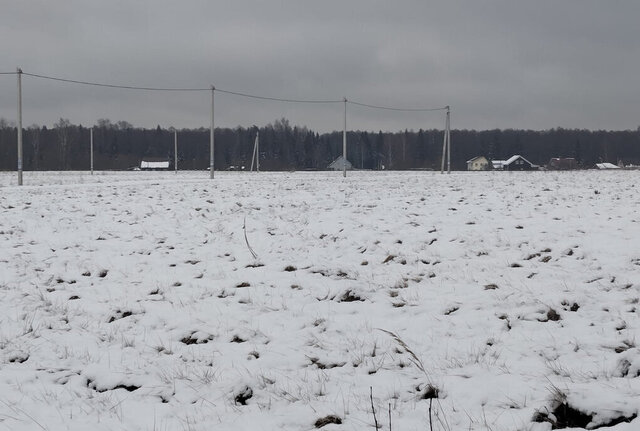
[492,155,537,171]
[466,156,490,171]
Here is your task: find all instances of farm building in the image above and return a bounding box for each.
[328,156,353,171]
[140,159,170,170]
[466,156,490,171]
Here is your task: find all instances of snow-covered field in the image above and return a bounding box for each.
[1,170,639,431]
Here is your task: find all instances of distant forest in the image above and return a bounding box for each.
[1,117,639,171]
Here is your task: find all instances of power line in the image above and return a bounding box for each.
[215,88,341,104]
[17,70,447,111]
[21,71,343,104]
[347,99,448,112]
[22,72,209,92]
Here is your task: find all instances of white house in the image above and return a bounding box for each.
[466,156,490,171]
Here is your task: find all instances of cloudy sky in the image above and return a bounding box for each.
[1,1,639,132]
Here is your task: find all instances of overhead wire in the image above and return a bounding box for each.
[15,70,447,111]
[21,72,209,92]
[21,71,344,104]
[215,88,342,104]
[347,99,448,112]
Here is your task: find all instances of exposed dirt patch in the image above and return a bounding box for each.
[314,415,342,428]
[534,402,637,429]
[338,290,363,302]
[234,386,253,405]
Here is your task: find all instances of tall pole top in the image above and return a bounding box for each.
[17,67,22,74]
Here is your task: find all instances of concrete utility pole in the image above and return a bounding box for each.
[90,127,94,175]
[174,130,178,174]
[17,68,23,185]
[250,130,260,172]
[440,106,451,174]
[446,106,451,174]
[210,86,215,179]
[440,129,446,174]
[250,132,256,171]
[343,97,347,178]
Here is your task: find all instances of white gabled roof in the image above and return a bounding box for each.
[466,156,487,163]
[504,155,534,166]
[595,163,620,170]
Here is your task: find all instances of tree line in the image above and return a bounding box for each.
[1,117,639,171]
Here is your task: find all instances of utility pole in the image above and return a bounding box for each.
[343,97,347,178]
[174,130,178,174]
[250,129,259,172]
[17,68,23,186]
[90,127,94,175]
[250,132,256,171]
[446,106,451,174]
[256,130,260,172]
[210,86,215,179]
[440,106,451,174]
[440,124,446,174]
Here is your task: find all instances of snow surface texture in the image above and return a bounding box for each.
[0,170,639,431]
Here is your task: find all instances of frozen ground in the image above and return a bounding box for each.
[0,170,639,431]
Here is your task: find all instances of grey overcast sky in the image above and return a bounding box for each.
[1,0,639,132]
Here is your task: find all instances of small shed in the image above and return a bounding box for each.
[595,162,620,170]
[502,155,536,171]
[328,156,353,171]
[140,160,170,170]
[466,156,490,171]
[492,160,506,170]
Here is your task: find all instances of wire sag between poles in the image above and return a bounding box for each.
[18,70,448,110]
[9,69,451,182]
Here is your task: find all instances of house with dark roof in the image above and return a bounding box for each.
[492,155,537,171]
